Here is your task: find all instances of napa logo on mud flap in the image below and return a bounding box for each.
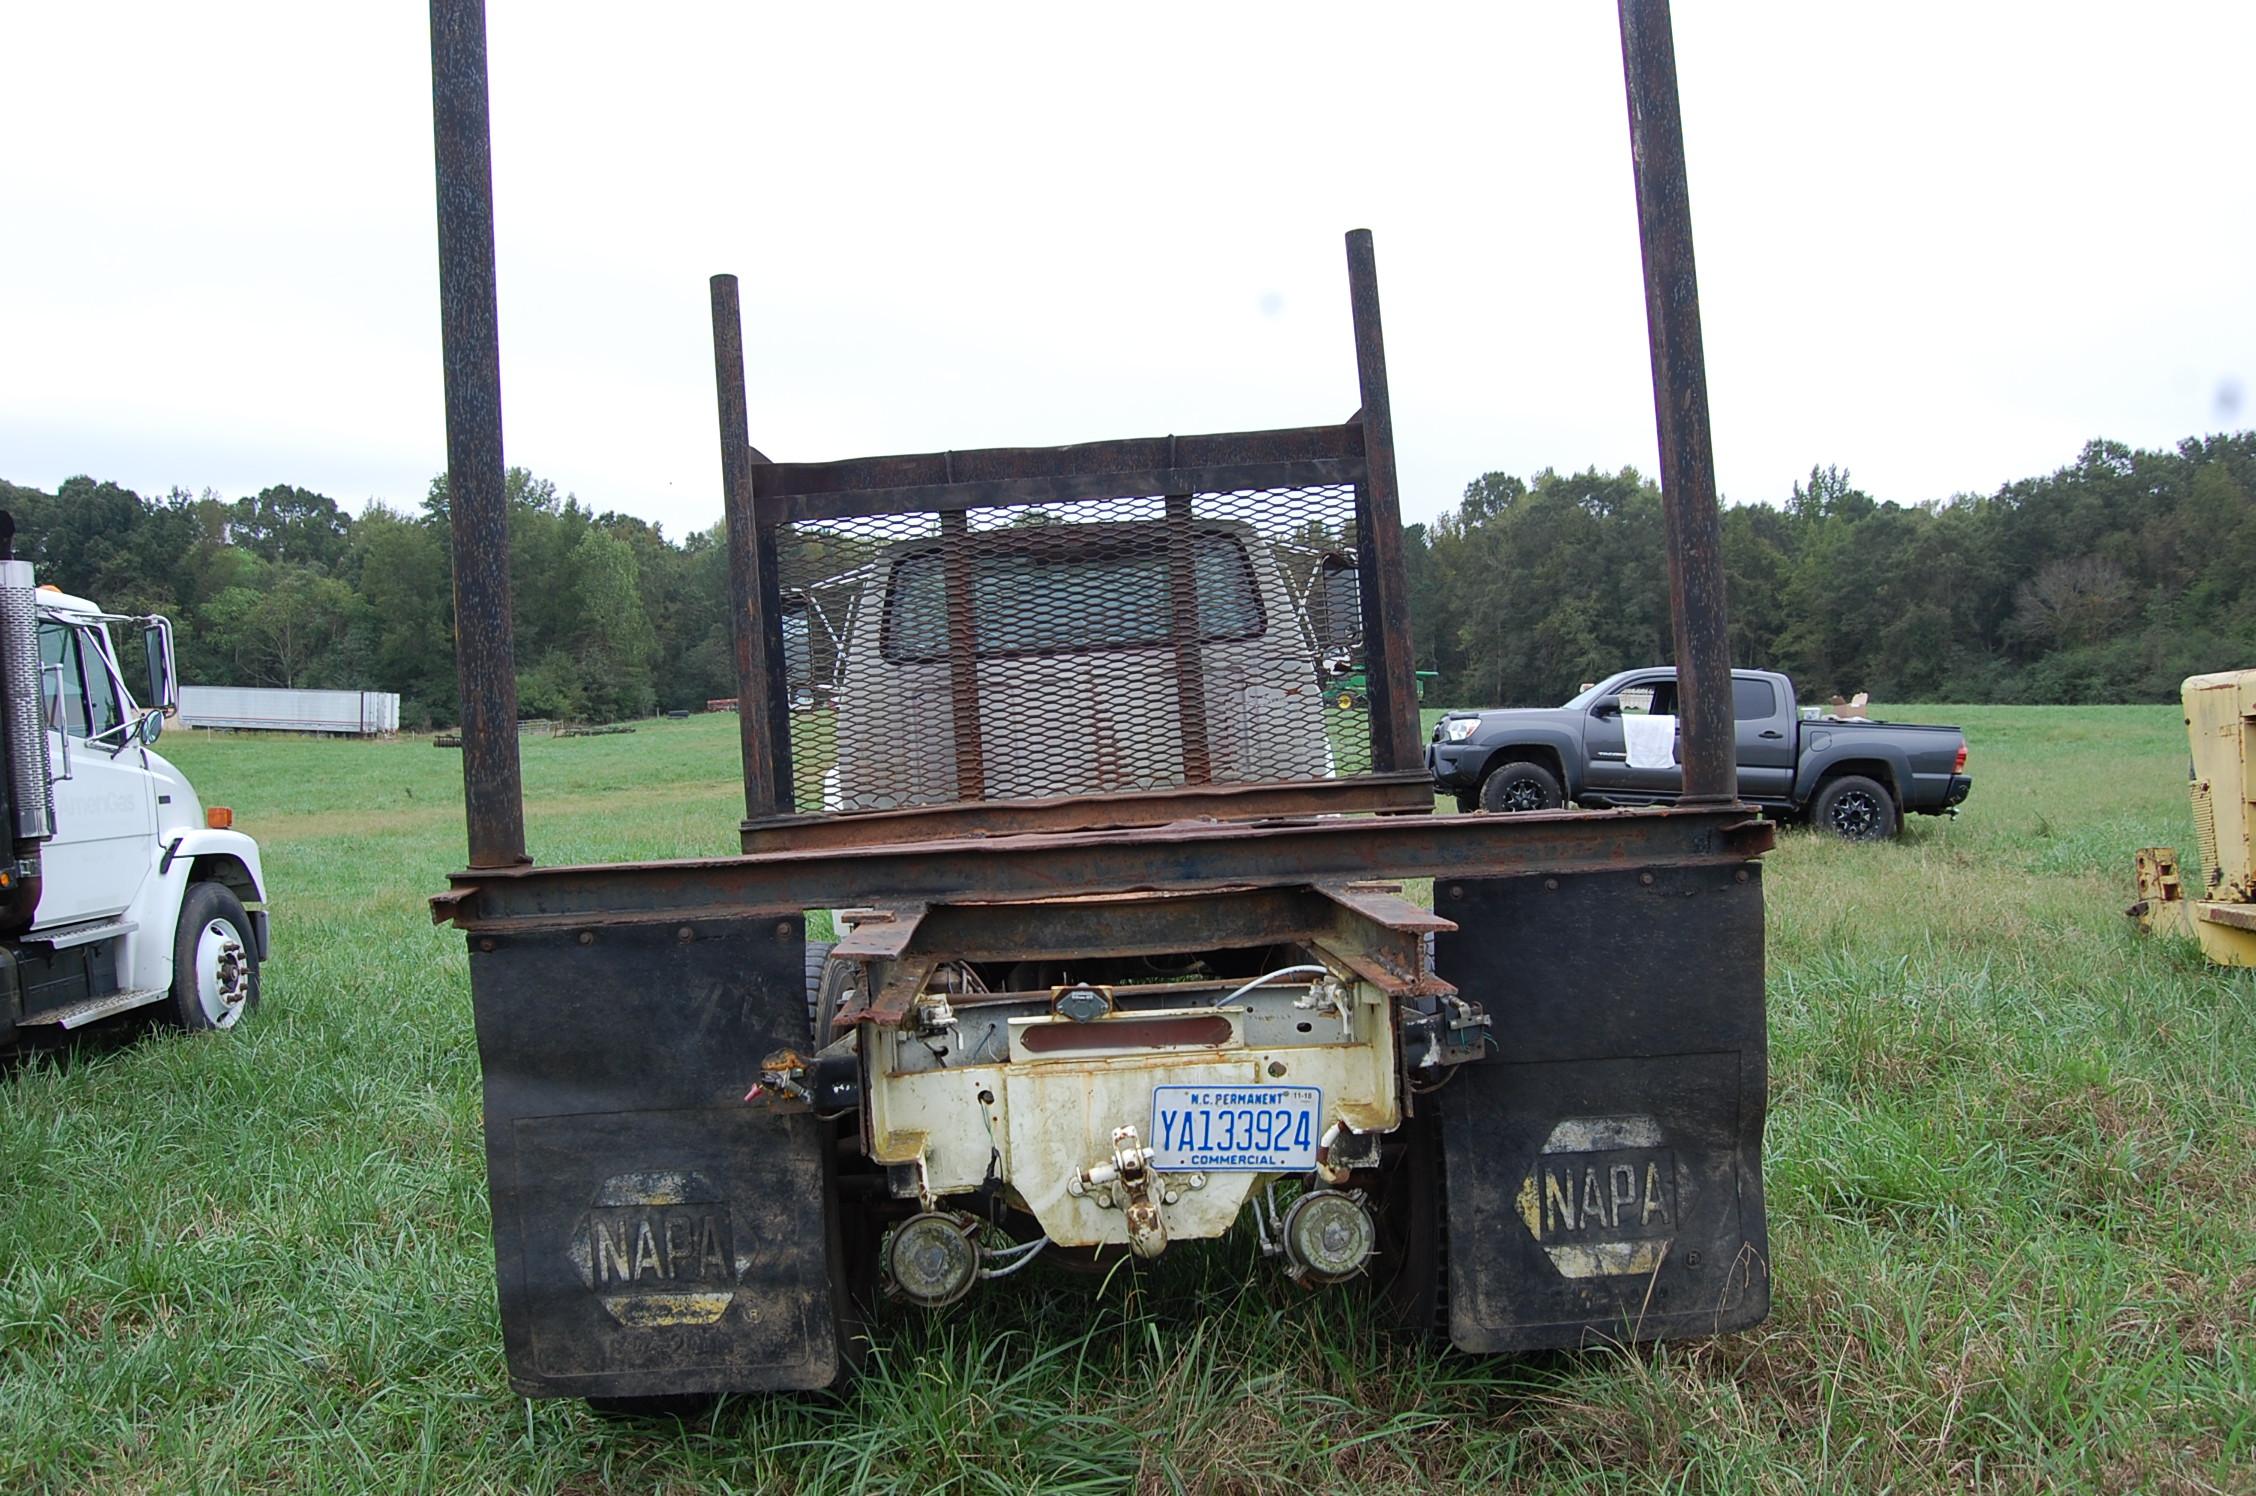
[1514,1116,1677,1279]
[569,1171,739,1328]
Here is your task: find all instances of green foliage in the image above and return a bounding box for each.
[4,466,715,726]
[561,526,656,722]
[9,428,2255,725]
[1412,432,2256,707]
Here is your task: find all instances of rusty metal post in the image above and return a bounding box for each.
[429,0,526,868]
[1618,0,1737,804]
[1344,230,1422,777]
[937,509,987,801]
[710,275,784,818]
[1164,492,1214,785]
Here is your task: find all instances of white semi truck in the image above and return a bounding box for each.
[0,516,269,1045]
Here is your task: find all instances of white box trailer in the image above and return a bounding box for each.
[179,686,400,736]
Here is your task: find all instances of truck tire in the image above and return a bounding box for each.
[805,938,836,1044]
[1376,928,1448,1333]
[1811,774,1899,841]
[167,881,259,1032]
[1477,760,1564,814]
[806,938,863,1046]
[1373,1109,1444,1334]
[804,938,880,1378]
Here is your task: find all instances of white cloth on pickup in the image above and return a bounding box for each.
[1623,712,1678,770]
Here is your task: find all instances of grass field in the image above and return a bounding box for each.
[1,706,2250,1493]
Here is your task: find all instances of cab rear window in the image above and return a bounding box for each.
[1732,677,1777,720]
[882,531,1264,662]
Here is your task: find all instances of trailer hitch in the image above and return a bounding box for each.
[1068,1124,1170,1258]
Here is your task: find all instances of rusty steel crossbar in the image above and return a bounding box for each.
[753,432,1365,526]
[738,771,1434,853]
[828,884,1451,968]
[434,805,1771,934]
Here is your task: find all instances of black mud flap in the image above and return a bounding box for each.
[467,915,846,1398]
[1432,861,1768,1351]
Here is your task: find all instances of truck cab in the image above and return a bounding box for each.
[0,550,270,1045]
[1571,669,1799,802]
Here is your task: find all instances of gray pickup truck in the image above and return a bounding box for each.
[1428,667,1971,839]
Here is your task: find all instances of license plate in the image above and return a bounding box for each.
[1150,1085,1321,1171]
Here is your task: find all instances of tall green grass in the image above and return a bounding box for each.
[1,707,2248,1493]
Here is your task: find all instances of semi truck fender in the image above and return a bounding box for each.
[119,829,269,992]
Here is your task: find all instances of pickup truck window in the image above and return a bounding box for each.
[882,531,1265,662]
[1622,682,1674,716]
[1733,677,1777,720]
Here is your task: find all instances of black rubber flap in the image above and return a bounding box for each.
[467,915,841,1396]
[1433,862,1769,1351]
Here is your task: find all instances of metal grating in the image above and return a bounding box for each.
[776,485,1371,813]
[2192,778,2220,890]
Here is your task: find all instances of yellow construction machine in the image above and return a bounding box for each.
[2131,670,2256,965]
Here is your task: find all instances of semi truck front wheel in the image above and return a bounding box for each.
[168,882,261,1032]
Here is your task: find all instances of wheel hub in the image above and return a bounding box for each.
[197,920,250,1027]
[1832,793,1877,836]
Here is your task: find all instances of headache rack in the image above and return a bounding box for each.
[712,234,1428,852]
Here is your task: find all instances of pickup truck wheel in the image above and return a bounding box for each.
[1477,760,1564,814]
[1812,774,1899,841]
[167,882,259,1032]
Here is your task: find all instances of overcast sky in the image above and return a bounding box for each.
[4,3,2250,535]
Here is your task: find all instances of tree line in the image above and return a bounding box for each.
[0,471,722,728]
[1408,432,2256,707]
[4,428,2252,726]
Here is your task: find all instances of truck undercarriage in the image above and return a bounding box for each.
[425,0,1769,1402]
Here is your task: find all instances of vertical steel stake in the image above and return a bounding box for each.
[1344,230,1422,778]
[1619,0,1737,804]
[429,0,527,867]
[710,274,784,818]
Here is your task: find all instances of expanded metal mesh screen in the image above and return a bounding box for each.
[776,485,1372,812]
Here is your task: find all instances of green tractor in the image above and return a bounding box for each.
[1329,666,1436,712]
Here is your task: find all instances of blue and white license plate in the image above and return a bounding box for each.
[1151,1085,1321,1171]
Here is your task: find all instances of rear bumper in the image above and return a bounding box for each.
[1911,774,1972,815]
